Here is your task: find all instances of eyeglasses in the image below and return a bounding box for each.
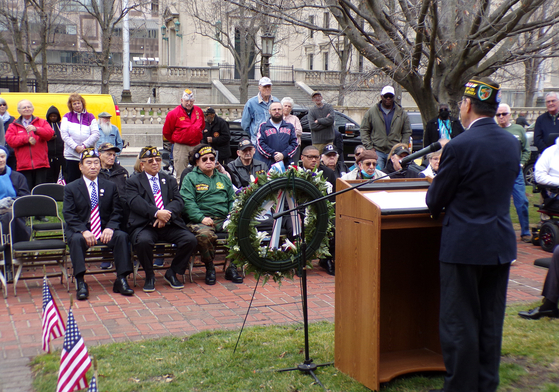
[20,106,33,110]
[361,161,377,167]
[201,156,215,162]
[143,157,162,164]
[302,154,320,160]
[0,104,6,107]
[496,113,510,117]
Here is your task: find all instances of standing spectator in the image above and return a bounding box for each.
[5,99,54,192]
[423,103,464,147]
[202,107,230,165]
[516,111,531,128]
[534,92,559,153]
[496,103,531,242]
[0,98,16,171]
[60,93,100,183]
[45,106,65,183]
[181,144,243,285]
[256,102,298,168]
[308,91,335,154]
[95,112,123,153]
[162,89,205,179]
[426,77,519,392]
[241,77,279,148]
[282,97,303,162]
[360,86,412,170]
[227,138,268,189]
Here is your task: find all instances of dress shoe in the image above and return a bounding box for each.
[205,269,216,285]
[100,261,113,270]
[113,277,134,296]
[164,269,184,289]
[319,259,335,276]
[225,266,243,283]
[143,277,156,292]
[518,306,559,320]
[76,281,89,300]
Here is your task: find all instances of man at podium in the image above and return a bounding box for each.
[426,77,520,392]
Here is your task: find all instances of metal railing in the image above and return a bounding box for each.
[218,64,294,83]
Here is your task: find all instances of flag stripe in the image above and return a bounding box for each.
[42,277,65,352]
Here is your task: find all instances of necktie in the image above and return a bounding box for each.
[151,177,164,210]
[90,182,102,240]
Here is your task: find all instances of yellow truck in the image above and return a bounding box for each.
[0,93,121,132]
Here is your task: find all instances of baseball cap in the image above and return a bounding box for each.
[98,111,112,118]
[98,142,120,153]
[312,91,322,98]
[381,86,395,96]
[259,77,273,86]
[238,138,255,151]
[322,144,338,155]
[393,146,411,157]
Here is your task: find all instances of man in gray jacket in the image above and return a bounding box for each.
[308,92,335,154]
[360,86,412,170]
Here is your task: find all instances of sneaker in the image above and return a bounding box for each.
[153,258,164,267]
[100,261,112,270]
[521,235,532,243]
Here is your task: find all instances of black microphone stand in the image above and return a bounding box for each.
[273,168,409,389]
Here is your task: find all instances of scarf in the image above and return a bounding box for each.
[0,111,11,123]
[0,166,17,199]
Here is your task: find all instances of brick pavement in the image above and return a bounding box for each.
[0,240,551,392]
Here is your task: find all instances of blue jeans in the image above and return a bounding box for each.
[512,169,530,237]
[376,151,388,170]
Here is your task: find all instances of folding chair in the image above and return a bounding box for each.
[0,225,7,298]
[31,183,65,240]
[10,195,69,296]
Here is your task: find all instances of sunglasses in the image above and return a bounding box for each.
[361,161,377,167]
[382,95,394,99]
[144,157,162,164]
[201,156,216,162]
[0,104,6,107]
[303,154,320,160]
[496,113,510,117]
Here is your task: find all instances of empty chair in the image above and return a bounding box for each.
[31,183,65,240]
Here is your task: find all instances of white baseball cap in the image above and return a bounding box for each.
[381,86,395,96]
[259,77,273,86]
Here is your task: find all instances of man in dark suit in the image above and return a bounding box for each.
[126,146,197,292]
[63,148,134,300]
[426,78,520,392]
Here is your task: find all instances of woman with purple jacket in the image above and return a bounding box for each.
[60,93,99,183]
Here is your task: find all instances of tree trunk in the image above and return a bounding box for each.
[524,58,541,107]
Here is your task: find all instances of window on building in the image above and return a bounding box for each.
[151,0,159,16]
[323,52,328,71]
[308,53,314,70]
[323,12,330,29]
[309,15,315,38]
[60,51,79,64]
[359,54,364,73]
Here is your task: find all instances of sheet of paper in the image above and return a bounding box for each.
[364,191,428,211]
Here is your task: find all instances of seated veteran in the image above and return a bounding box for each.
[126,146,197,292]
[300,145,336,192]
[62,148,133,300]
[0,146,31,284]
[420,150,442,179]
[321,144,348,179]
[382,143,419,179]
[227,138,268,188]
[180,144,243,285]
[341,149,384,180]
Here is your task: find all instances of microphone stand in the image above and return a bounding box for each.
[273,167,409,389]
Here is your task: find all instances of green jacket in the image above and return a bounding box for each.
[360,102,412,154]
[180,166,234,223]
[504,123,530,166]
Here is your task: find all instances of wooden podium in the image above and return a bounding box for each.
[334,178,445,391]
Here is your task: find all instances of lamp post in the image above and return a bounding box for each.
[260,32,275,78]
[121,0,132,102]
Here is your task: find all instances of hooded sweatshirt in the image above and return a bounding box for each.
[46,106,64,159]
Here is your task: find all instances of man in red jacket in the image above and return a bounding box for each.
[162,89,205,178]
[5,99,54,192]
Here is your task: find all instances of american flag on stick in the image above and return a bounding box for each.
[41,276,65,352]
[56,307,92,392]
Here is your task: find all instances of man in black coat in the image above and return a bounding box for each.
[227,138,268,188]
[203,107,231,165]
[426,78,520,392]
[63,148,133,300]
[423,103,464,147]
[126,146,197,292]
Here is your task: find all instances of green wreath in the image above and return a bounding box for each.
[227,165,335,284]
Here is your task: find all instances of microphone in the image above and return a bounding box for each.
[400,142,442,166]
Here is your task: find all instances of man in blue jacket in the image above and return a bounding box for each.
[256,102,298,168]
[534,92,559,153]
[426,77,520,392]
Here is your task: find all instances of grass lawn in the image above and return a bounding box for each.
[31,304,559,391]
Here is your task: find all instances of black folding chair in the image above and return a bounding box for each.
[0,225,7,298]
[31,183,66,240]
[10,195,69,296]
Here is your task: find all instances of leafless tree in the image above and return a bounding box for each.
[226,0,559,122]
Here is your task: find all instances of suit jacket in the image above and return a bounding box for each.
[63,177,122,236]
[125,171,187,241]
[426,117,520,265]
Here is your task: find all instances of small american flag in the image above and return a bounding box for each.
[57,168,66,185]
[42,277,65,352]
[56,308,92,392]
[87,375,98,392]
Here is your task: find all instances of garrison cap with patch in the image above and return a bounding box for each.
[80,148,99,162]
[194,146,216,160]
[463,77,501,104]
[140,146,161,159]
